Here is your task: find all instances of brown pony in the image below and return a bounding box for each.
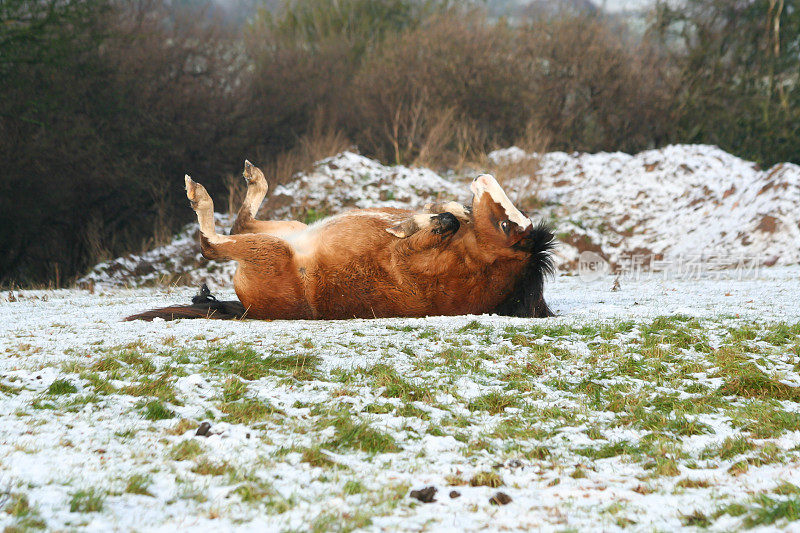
[127,161,554,321]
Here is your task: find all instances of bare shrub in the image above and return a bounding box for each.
[516,14,675,153]
[0,0,246,285]
[351,10,674,165]
[352,11,532,165]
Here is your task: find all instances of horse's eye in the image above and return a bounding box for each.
[500,220,510,233]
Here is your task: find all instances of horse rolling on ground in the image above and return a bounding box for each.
[126,161,555,321]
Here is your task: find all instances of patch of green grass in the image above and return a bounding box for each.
[166,419,197,435]
[169,440,203,461]
[713,347,800,401]
[743,494,800,526]
[3,493,46,530]
[122,371,179,402]
[231,475,294,513]
[343,480,365,495]
[69,488,105,513]
[675,478,711,489]
[363,403,394,415]
[713,502,748,519]
[30,398,56,410]
[63,394,103,412]
[219,397,281,424]
[0,381,21,396]
[324,414,398,454]
[702,436,755,461]
[501,362,549,391]
[311,509,372,533]
[312,482,408,531]
[640,316,711,352]
[570,467,588,479]
[191,457,235,476]
[644,457,681,477]
[436,347,482,372]
[124,474,153,496]
[646,391,725,415]
[93,349,156,373]
[576,441,645,460]
[774,482,800,495]
[141,400,175,420]
[503,334,571,358]
[79,372,117,395]
[221,377,248,402]
[207,344,320,381]
[46,379,77,395]
[366,364,431,403]
[759,322,800,346]
[469,471,504,487]
[613,406,711,436]
[386,325,415,332]
[396,403,430,420]
[729,400,800,437]
[457,320,486,333]
[467,391,520,414]
[681,509,711,527]
[300,447,340,469]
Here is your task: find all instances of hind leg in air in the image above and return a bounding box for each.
[185,174,308,318]
[186,174,292,264]
[230,160,307,237]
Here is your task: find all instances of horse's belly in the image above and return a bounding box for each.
[232,265,311,320]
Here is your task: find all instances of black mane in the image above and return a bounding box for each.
[492,221,556,318]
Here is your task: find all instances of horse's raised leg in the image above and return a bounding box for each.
[186,174,294,262]
[386,201,470,238]
[424,201,472,221]
[186,175,309,318]
[230,160,307,237]
[393,212,461,251]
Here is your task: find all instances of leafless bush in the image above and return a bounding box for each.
[516,15,675,153]
[352,11,531,165]
[0,0,247,285]
[350,10,674,164]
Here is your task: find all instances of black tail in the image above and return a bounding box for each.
[493,221,556,318]
[125,284,247,321]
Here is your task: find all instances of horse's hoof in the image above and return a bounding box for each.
[243,159,267,188]
[185,175,211,210]
[185,175,197,201]
[432,212,460,235]
[243,159,255,182]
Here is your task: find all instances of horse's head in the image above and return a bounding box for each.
[470,174,545,256]
[470,173,555,317]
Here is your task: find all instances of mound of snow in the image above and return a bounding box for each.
[496,144,800,270]
[79,145,800,288]
[78,214,237,290]
[264,151,467,220]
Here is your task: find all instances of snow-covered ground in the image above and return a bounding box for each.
[3,268,800,531]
